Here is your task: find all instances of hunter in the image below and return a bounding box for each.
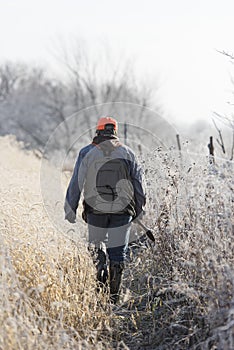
[64,116,146,303]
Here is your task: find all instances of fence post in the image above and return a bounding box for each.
[208,136,215,163]
[176,134,183,169]
[176,134,181,152]
[124,122,127,145]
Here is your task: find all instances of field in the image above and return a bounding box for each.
[0,135,233,349]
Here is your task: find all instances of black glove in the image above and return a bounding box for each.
[133,208,145,221]
[65,210,76,224]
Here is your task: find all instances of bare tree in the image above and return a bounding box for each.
[48,39,162,153]
[214,50,234,160]
[0,40,165,155]
[0,62,25,101]
[0,64,53,149]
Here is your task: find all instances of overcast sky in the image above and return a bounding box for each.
[1,0,234,126]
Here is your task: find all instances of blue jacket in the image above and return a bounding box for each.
[64,138,146,221]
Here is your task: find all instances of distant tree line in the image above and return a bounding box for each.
[3,43,233,162]
[0,44,164,157]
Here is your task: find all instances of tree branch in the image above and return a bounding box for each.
[212,118,226,154]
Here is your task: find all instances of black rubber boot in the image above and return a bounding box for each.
[88,246,108,292]
[109,261,124,304]
[96,248,108,287]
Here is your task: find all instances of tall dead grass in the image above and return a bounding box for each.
[0,136,233,349]
[0,136,115,349]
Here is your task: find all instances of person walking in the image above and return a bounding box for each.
[64,116,146,303]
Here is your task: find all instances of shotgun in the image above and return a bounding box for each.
[135,219,155,242]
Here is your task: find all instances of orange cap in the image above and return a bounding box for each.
[96,116,118,131]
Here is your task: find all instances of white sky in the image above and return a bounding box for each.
[1,0,234,126]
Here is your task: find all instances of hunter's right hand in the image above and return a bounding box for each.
[133,208,145,221]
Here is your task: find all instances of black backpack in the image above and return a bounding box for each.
[83,141,135,215]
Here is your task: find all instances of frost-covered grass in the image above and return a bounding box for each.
[0,136,233,349]
[121,151,234,349]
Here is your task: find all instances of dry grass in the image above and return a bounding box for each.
[0,136,233,349]
[0,136,114,349]
[121,151,234,349]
